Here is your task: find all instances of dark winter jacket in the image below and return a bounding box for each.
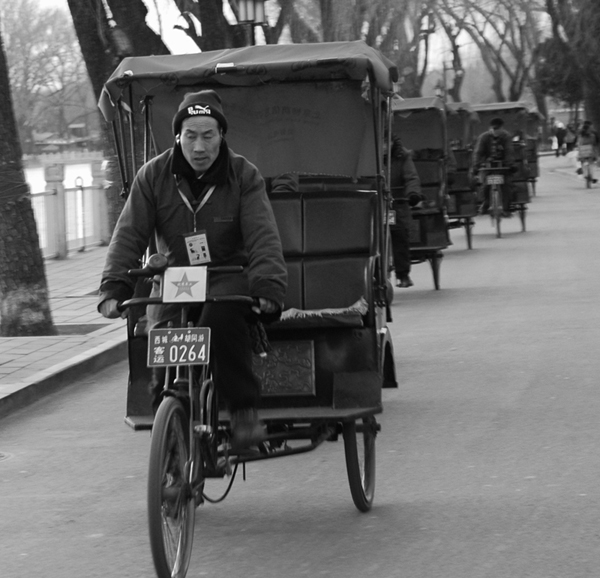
[98,140,287,311]
[473,129,515,169]
[389,139,421,200]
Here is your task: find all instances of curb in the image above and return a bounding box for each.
[0,336,128,420]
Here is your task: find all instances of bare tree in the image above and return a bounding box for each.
[546,0,600,129]
[437,0,547,106]
[0,0,97,152]
[65,0,172,233]
[0,31,55,336]
[360,0,437,97]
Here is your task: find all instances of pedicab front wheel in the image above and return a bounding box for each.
[148,396,196,578]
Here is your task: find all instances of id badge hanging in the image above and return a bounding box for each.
[177,182,216,266]
[184,230,211,265]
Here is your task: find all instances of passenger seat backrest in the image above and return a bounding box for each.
[302,192,374,255]
[268,189,376,312]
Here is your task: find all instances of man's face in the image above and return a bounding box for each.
[490,124,502,136]
[179,116,222,174]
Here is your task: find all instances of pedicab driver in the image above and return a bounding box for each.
[473,117,517,216]
[385,134,422,288]
[98,89,287,449]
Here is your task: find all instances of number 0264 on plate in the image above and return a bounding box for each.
[147,328,211,367]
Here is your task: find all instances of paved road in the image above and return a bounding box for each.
[2,155,600,578]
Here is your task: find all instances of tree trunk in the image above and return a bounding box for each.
[67,0,174,234]
[0,33,55,336]
[107,0,170,56]
[66,0,124,234]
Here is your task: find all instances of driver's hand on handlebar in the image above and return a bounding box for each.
[99,298,125,319]
[252,297,278,316]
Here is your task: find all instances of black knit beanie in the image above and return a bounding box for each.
[172,89,228,135]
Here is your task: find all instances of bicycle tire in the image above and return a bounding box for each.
[343,417,377,512]
[148,397,195,578]
[586,165,592,188]
[491,186,502,238]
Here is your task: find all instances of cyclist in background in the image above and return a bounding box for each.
[576,120,599,183]
[473,117,516,217]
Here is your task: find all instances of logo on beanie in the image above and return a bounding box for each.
[187,105,212,116]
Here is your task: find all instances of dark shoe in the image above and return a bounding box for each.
[593,179,598,184]
[576,167,583,175]
[397,274,414,288]
[230,408,266,450]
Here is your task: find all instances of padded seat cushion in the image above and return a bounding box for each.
[274,297,368,329]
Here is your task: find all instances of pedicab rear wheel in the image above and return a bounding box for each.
[148,396,196,578]
[343,416,377,512]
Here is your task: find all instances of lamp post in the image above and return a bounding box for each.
[237,0,266,46]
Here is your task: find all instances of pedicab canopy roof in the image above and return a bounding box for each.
[390,96,447,151]
[446,102,480,146]
[390,96,446,114]
[98,41,398,179]
[471,101,543,138]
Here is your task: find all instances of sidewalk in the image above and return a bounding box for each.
[0,246,127,418]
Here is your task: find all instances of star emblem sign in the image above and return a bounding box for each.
[172,272,199,297]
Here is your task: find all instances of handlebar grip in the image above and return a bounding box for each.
[127,254,169,278]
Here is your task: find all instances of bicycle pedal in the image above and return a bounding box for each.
[216,456,233,476]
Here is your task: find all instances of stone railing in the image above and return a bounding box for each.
[28,159,111,259]
[23,150,104,168]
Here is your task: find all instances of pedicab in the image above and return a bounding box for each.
[389,95,450,289]
[472,101,533,232]
[445,101,480,249]
[99,40,399,578]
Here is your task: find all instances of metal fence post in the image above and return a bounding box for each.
[91,161,110,245]
[44,164,67,259]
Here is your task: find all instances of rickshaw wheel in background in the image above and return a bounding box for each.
[519,206,527,232]
[343,416,377,512]
[465,217,474,250]
[148,397,196,578]
[429,251,443,290]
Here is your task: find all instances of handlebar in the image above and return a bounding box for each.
[478,165,512,173]
[118,294,255,312]
[118,255,254,312]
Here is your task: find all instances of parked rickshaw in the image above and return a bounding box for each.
[446,101,480,249]
[99,40,399,578]
[472,101,533,232]
[389,96,450,289]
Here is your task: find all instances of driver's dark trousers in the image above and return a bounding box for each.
[148,302,261,413]
[390,201,412,276]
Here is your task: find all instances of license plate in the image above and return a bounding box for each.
[147,328,210,366]
[486,175,504,185]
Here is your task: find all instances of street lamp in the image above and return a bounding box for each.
[237,0,266,45]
